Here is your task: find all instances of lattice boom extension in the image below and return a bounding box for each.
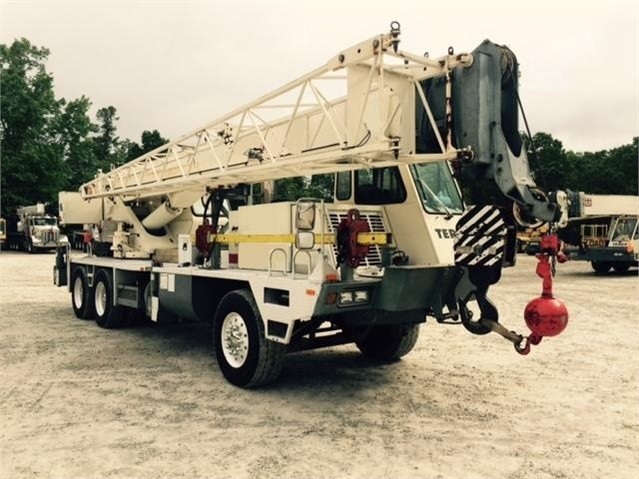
[80,25,472,202]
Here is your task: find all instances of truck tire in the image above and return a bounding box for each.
[612,263,630,273]
[71,268,94,320]
[93,269,125,329]
[591,261,611,274]
[213,289,285,388]
[355,324,420,360]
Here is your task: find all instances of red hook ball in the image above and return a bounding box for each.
[524,296,569,337]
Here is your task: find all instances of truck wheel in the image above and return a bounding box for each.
[26,241,33,254]
[71,268,94,319]
[612,263,630,273]
[591,261,611,274]
[213,289,285,388]
[93,269,125,329]
[355,324,420,360]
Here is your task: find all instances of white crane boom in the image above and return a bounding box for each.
[80,25,472,203]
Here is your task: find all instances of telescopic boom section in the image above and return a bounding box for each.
[80,25,473,203]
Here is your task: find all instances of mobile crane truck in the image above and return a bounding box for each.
[6,203,68,253]
[54,23,569,387]
[557,192,639,273]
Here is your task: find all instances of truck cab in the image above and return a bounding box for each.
[558,193,639,273]
[333,162,465,267]
[9,203,69,253]
[561,215,638,273]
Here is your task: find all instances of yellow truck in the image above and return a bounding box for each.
[517,224,549,254]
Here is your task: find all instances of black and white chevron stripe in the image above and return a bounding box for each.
[454,205,507,267]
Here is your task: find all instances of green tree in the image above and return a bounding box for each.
[608,138,638,195]
[273,177,306,201]
[126,129,169,161]
[568,138,638,195]
[0,38,63,217]
[523,132,571,192]
[93,105,120,170]
[306,174,334,201]
[51,96,98,189]
[271,174,335,202]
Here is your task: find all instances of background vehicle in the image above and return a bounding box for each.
[517,223,549,255]
[54,24,566,387]
[6,203,68,253]
[557,192,639,273]
[0,218,6,249]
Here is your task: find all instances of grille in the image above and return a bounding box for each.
[40,230,60,244]
[326,211,386,266]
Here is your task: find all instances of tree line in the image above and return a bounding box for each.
[0,39,168,218]
[1,38,637,219]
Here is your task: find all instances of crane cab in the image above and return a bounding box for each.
[332,162,465,266]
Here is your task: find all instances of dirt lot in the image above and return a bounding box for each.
[1,251,637,479]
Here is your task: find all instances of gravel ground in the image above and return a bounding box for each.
[1,251,638,479]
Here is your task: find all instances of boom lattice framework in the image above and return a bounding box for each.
[81,24,472,203]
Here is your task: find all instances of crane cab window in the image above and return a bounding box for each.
[32,217,57,226]
[353,167,406,205]
[611,217,637,242]
[411,162,464,215]
[335,171,352,201]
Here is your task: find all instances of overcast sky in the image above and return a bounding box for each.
[2,1,638,153]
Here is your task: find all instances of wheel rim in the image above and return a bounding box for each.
[221,312,249,368]
[73,276,84,309]
[95,281,107,317]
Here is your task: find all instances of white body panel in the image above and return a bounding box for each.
[156,264,323,343]
[228,201,393,273]
[59,192,109,225]
[579,194,639,217]
[233,203,294,272]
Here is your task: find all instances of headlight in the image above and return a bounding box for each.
[338,289,370,306]
[354,290,369,302]
[32,237,42,244]
[338,291,354,305]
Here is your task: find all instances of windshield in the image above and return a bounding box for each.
[411,162,464,214]
[32,217,57,226]
[611,217,638,241]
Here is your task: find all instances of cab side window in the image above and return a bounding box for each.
[354,167,406,205]
[335,171,352,201]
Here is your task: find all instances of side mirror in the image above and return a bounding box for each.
[295,231,315,250]
[296,201,316,231]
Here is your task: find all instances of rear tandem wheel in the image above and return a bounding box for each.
[71,268,94,320]
[93,269,125,329]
